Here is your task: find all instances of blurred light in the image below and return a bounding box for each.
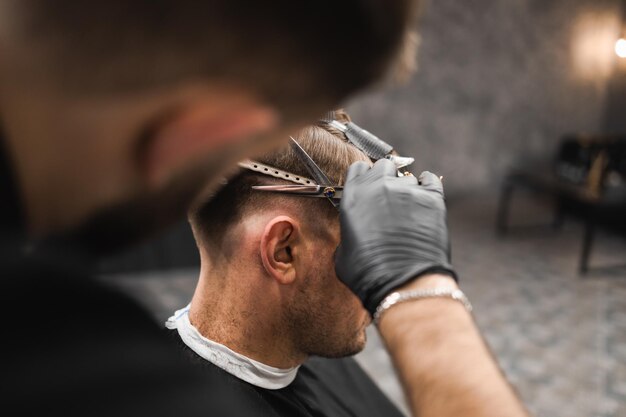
[616,38,626,58]
[571,11,621,80]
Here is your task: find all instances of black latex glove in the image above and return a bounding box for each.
[335,159,457,315]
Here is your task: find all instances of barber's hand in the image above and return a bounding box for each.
[335,159,457,315]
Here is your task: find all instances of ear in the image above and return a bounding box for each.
[141,92,278,187]
[260,216,300,285]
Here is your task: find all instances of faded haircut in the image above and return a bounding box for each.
[190,109,370,253]
[5,0,420,113]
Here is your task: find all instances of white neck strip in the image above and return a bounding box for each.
[165,305,299,390]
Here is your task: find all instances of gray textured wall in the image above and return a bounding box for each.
[100,0,626,273]
[345,0,624,196]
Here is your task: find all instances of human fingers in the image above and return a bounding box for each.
[417,171,444,196]
[394,174,419,186]
[370,158,400,178]
[345,161,371,183]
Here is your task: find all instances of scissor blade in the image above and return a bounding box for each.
[289,137,333,187]
[252,184,344,200]
[252,185,322,194]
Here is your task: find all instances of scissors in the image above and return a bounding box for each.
[250,137,343,208]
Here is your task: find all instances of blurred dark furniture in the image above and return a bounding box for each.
[496,134,626,274]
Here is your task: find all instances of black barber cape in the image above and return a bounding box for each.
[171,331,406,417]
[0,139,405,417]
[0,140,270,415]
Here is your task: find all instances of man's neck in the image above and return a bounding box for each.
[188,270,306,369]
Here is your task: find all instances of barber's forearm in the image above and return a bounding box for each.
[377,274,531,417]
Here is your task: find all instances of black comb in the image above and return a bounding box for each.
[344,122,393,160]
[319,110,336,124]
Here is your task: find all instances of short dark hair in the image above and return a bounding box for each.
[190,109,370,254]
[10,1,419,113]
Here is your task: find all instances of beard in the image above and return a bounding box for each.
[46,149,239,259]
[285,265,369,359]
[291,309,368,359]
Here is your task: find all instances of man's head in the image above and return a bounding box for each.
[0,0,419,253]
[189,110,373,363]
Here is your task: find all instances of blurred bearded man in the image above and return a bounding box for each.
[0,1,418,415]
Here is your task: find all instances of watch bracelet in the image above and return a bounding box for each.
[373,287,473,325]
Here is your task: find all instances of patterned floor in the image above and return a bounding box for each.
[103,190,626,417]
